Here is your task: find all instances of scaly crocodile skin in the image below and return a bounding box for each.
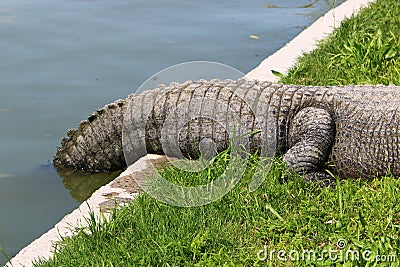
[53,79,400,179]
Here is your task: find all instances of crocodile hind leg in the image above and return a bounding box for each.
[283,107,335,186]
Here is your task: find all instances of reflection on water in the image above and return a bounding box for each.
[265,0,320,8]
[265,0,339,20]
[59,170,121,202]
[0,8,16,24]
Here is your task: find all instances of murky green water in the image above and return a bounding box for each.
[0,0,343,263]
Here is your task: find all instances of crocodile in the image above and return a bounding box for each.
[53,79,400,182]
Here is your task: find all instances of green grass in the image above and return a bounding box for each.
[280,0,400,86]
[31,0,400,266]
[33,154,400,266]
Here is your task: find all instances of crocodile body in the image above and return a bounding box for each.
[54,79,400,180]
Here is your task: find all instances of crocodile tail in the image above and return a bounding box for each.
[53,79,271,172]
[53,99,127,172]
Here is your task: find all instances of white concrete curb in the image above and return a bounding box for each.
[246,0,374,82]
[6,0,374,266]
[6,154,164,267]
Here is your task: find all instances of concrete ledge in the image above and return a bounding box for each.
[6,154,166,267]
[245,0,374,82]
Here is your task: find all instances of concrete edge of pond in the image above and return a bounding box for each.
[245,0,374,82]
[6,154,165,267]
[6,0,374,266]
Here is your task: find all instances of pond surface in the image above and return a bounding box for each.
[0,0,343,262]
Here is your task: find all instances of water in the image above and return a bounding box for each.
[0,0,344,262]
